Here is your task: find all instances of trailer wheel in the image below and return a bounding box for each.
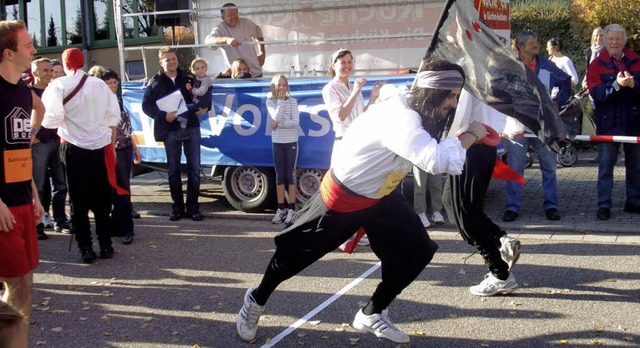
[296,168,325,204]
[222,166,276,213]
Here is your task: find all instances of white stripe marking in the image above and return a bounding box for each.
[260,261,382,348]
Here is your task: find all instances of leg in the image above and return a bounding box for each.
[164,131,185,215]
[47,141,69,226]
[504,137,529,213]
[623,143,640,208]
[597,142,619,209]
[113,146,134,239]
[530,138,558,210]
[62,144,93,251]
[89,146,114,253]
[284,142,298,206]
[427,173,444,214]
[184,127,201,214]
[412,167,428,214]
[30,142,50,238]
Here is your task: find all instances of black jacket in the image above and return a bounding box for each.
[142,69,198,141]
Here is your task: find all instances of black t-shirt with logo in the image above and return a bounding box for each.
[0,75,34,207]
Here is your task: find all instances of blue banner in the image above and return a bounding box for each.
[122,75,415,169]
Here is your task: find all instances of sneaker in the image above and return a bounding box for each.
[358,235,370,246]
[432,211,445,225]
[284,209,295,224]
[236,287,264,342]
[469,272,518,296]
[352,309,410,343]
[271,208,287,224]
[54,220,72,233]
[499,235,521,270]
[42,213,53,229]
[417,212,431,228]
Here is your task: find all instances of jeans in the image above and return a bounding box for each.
[505,136,558,212]
[164,127,201,214]
[31,140,68,223]
[112,145,134,236]
[597,142,640,209]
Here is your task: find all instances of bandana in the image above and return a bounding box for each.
[330,48,351,63]
[415,70,464,90]
[61,48,85,73]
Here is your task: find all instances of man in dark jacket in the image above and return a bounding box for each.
[142,47,209,221]
[587,24,640,220]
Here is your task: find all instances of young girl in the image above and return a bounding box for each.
[185,57,213,127]
[266,75,299,224]
[231,58,252,79]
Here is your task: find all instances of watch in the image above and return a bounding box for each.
[30,128,39,134]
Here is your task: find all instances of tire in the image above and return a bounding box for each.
[222,166,276,213]
[296,168,325,205]
[557,145,578,167]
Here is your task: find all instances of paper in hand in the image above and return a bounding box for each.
[155,89,188,115]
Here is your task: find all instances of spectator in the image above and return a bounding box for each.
[187,57,213,115]
[204,3,265,78]
[267,74,299,225]
[142,46,208,222]
[502,30,571,222]
[582,27,605,90]
[546,37,579,86]
[30,58,71,240]
[0,19,45,342]
[587,24,640,220]
[231,58,251,79]
[41,48,122,263]
[321,48,381,250]
[89,67,142,244]
[50,59,64,80]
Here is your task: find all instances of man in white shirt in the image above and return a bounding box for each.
[204,3,265,77]
[41,48,122,264]
[234,58,488,345]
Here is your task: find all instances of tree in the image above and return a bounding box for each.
[571,0,640,51]
[68,6,83,44]
[47,15,59,47]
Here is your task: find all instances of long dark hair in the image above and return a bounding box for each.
[406,58,465,140]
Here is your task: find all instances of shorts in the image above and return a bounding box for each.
[0,204,39,278]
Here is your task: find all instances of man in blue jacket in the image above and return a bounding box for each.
[587,24,640,220]
[142,47,209,221]
[502,30,571,222]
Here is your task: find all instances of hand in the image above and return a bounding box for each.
[276,90,287,99]
[466,121,488,139]
[617,71,634,88]
[353,78,367,92]
[370,81,384,99]
[258,52,265,66]
[270,120,278,129]
[226,37,240,47]
[165,111,178,122]
[133,148,142,164]
[0,201,16,232]
[195,108,208,116]
[33,200,45,225]
[31,133,40,145]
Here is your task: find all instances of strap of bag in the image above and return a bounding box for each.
[63,74,88,105]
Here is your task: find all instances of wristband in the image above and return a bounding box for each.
[30,128,39,134]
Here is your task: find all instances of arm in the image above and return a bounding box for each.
[191,77,212,96]
[257,36,266,66]
[276,99,299,129]
[40,81,66,129]
[337,78,366,121]
[0,198,16,232]
[31,181,44,225]
[551,67,572,106]
[30,92,44,144]
[587,60,619,103]
[142,78,177,123]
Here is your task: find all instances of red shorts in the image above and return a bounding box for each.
[0,204,39,278]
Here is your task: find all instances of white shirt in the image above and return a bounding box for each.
[207,18,263,77]
[322,78,364,138]
[450,90,508,137]
[332,86,466,198]
[549,55,579,85]
[41,71,120,150]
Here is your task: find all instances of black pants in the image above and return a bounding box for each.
[442,144,509,280]
[112,145,134,237]
[252,191,438,311]
[61,143,113,250]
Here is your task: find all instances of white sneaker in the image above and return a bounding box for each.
[42,213,53,229]
[499,235,521,270]
[352,309,409,343]
[236,287,264,342]
[284,209,295,224]
[271,208,287,224]
[469,272,518,297]
[358,235,370,246]
[432,211,445,225]
[417,213,431,228]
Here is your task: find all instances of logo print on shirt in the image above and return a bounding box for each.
[4,107,31,144]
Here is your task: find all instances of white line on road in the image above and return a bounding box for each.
[261,261,382,348]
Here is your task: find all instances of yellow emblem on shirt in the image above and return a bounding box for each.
[376,171,407,197]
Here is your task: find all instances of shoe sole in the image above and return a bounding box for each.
[469,284,518,297]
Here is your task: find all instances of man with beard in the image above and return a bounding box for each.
[234,58,488,345]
